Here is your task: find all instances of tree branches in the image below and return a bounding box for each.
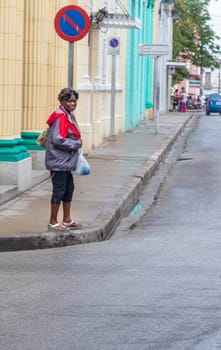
[172,0,220,83]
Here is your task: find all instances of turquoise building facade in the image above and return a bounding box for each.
[125,0,155,130]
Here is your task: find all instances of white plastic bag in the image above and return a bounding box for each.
[73,150,90,175]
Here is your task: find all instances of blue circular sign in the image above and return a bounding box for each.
[109,38,119,48]
[54,5,90,42]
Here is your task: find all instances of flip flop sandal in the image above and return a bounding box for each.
[62,220,82,229]
[48,223,69,232]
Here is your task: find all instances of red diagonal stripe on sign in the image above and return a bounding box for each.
[63,13,83,34]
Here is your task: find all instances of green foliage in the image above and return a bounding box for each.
[173,0,220,84]
[172,67,190,86]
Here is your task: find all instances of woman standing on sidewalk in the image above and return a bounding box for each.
[45,88,83,231]
[179,87,187,112]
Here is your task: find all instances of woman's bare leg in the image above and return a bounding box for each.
[49,203,60,225]
[62,201,72,223]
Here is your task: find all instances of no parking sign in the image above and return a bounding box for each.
[54,5,91,88]
[54,5,90,42]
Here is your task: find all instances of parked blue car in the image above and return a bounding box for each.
[206,93,221,115]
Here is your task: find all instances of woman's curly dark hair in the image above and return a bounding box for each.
[58,88,79,103]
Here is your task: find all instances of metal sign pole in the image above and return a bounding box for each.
[110,53,116,136]
[108,37,120,138]
[68,42,74,88]
[153,56,160,133]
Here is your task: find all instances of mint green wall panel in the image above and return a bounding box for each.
[146,3,154,109]
[126,0,155,130]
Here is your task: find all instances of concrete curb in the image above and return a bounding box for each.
[0,185,18,206]
[0,114,193,252]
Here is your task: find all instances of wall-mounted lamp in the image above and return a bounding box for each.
[91,7,108,26]
[91,7,141,30]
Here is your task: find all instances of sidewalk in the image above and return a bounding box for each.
[0,113,193,251]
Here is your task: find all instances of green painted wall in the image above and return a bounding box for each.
[0,131,43,162]
[125,0,155,130]
[0,139,30,162]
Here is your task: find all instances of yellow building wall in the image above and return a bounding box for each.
[0,0,125,152]
[0,1,25,139]
[23,0,74,132]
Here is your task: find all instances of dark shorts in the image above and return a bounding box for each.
[50,171,74,204]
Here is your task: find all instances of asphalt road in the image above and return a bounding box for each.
[1,113,221,350]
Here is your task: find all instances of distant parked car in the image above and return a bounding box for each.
[206,93,221,115]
